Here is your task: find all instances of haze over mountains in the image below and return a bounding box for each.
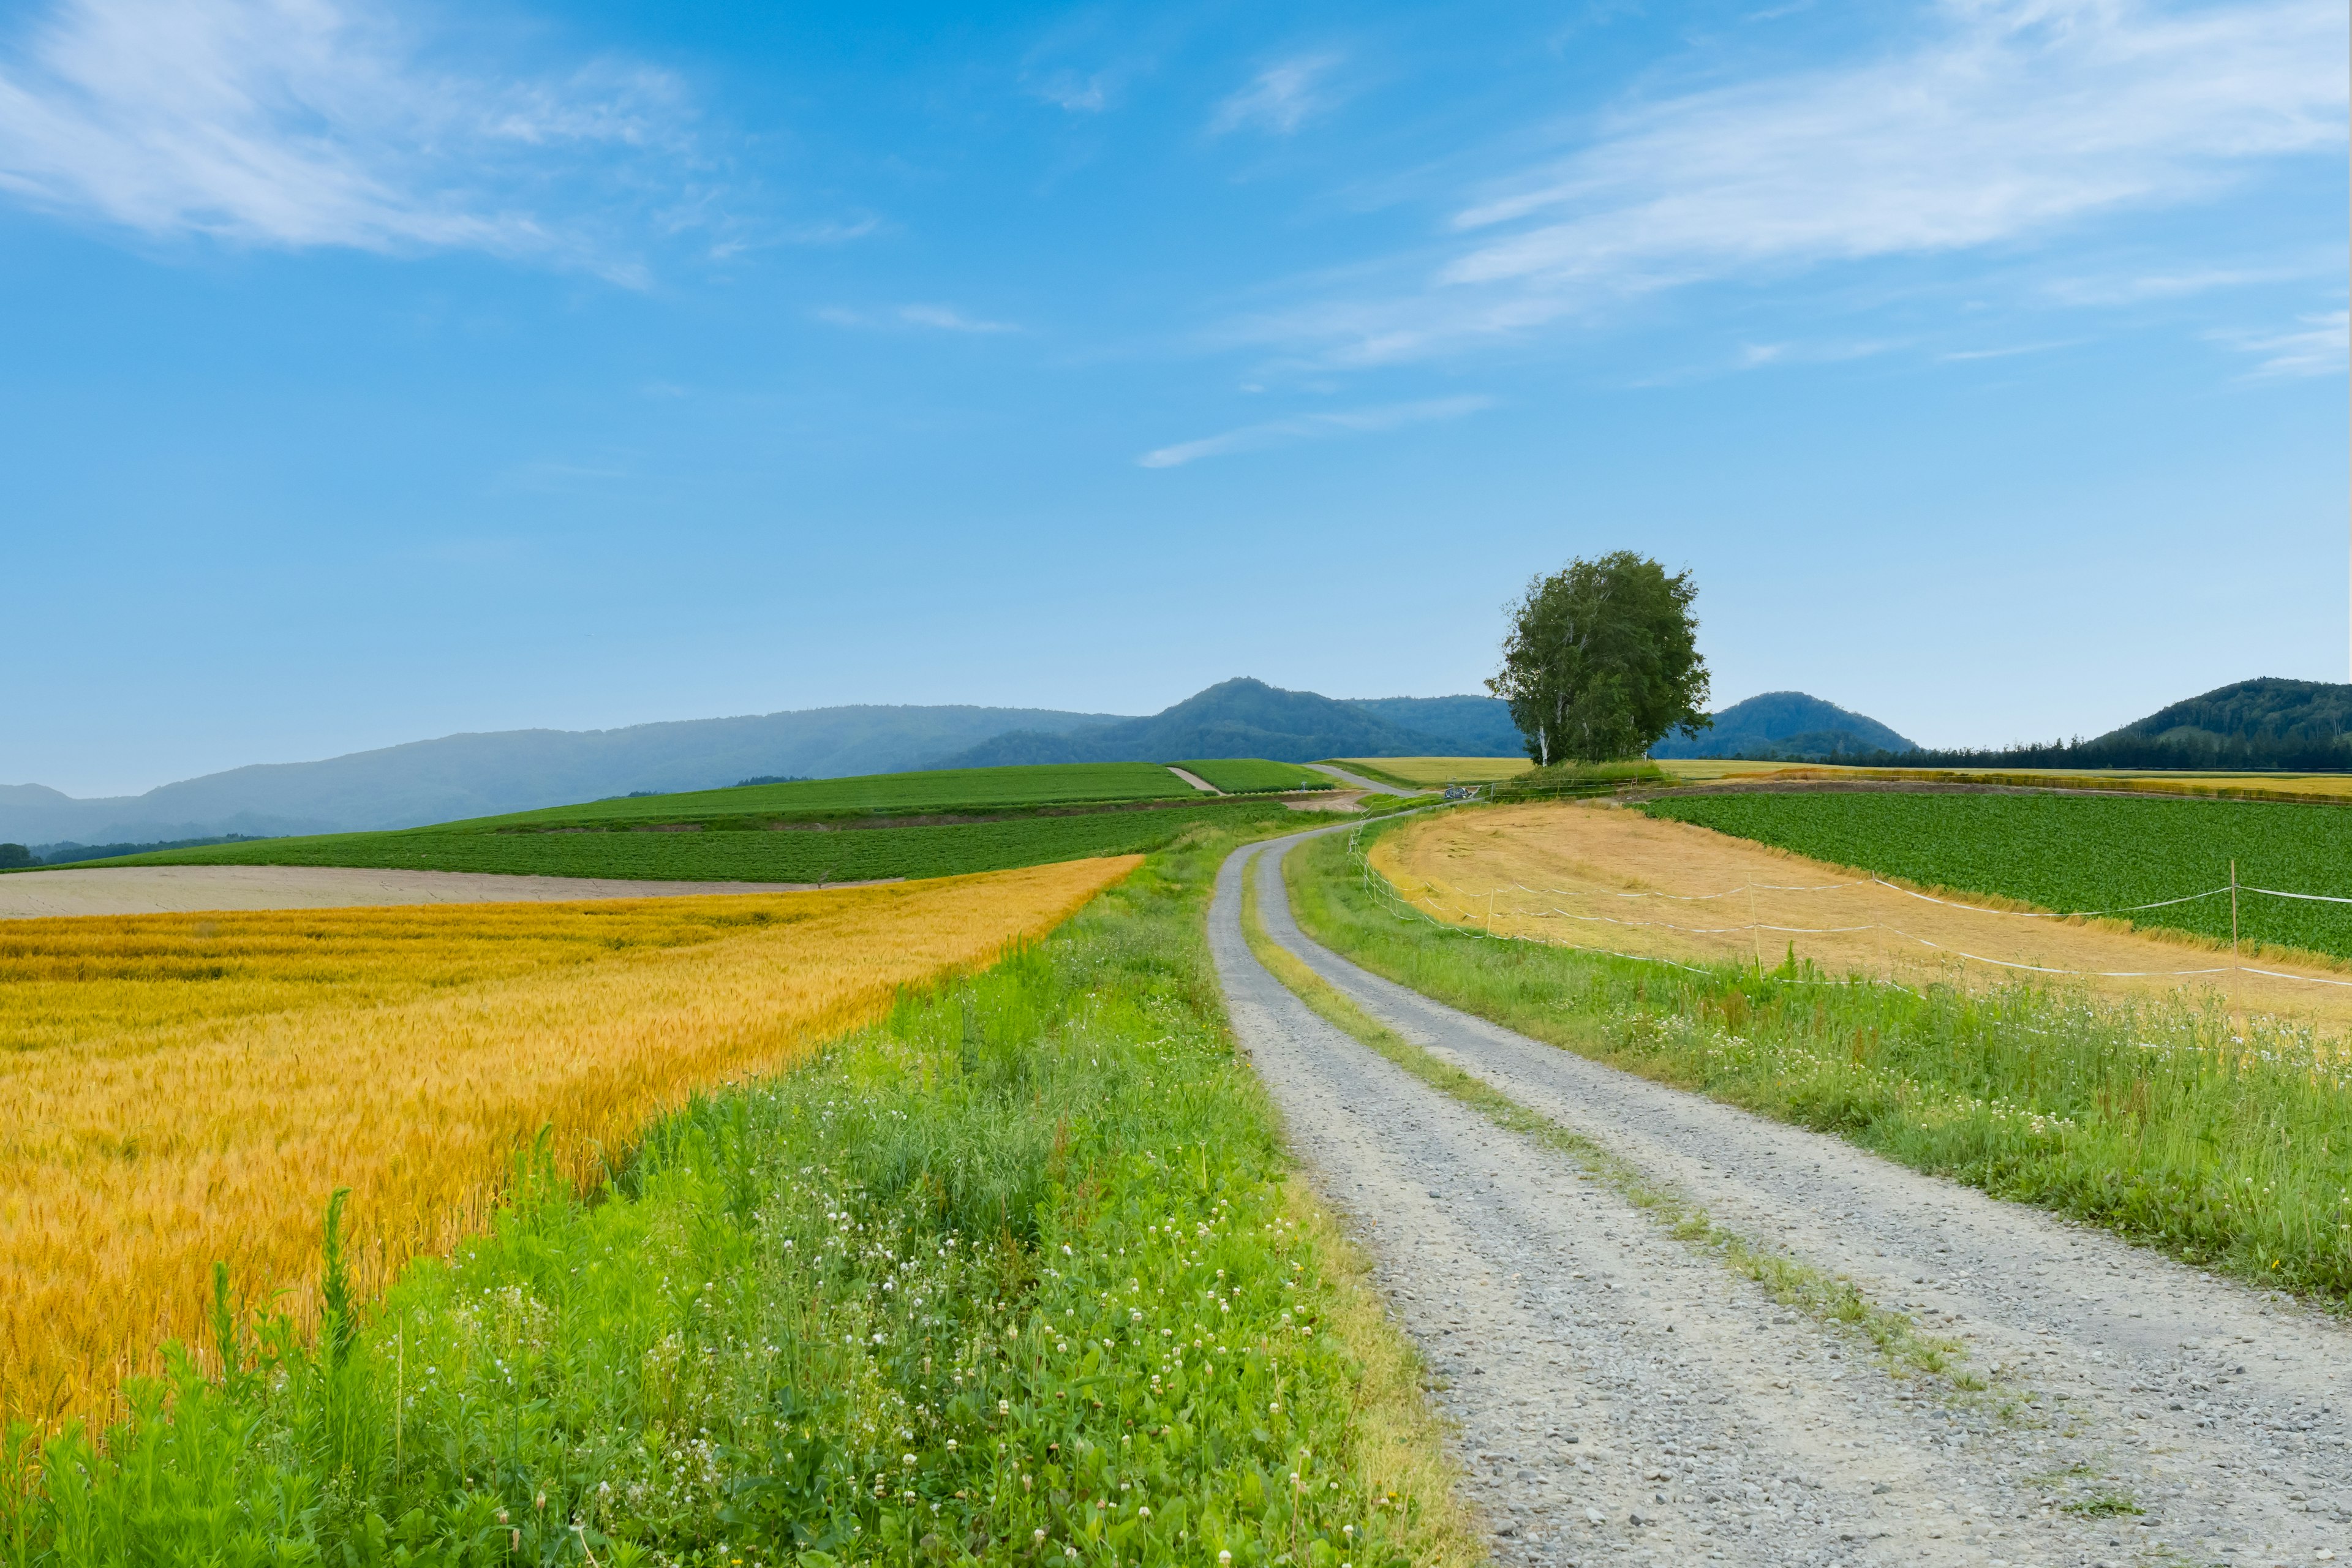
[0,679,1520,846]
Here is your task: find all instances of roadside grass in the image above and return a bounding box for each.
[75,800,1300,885]
[1285,818,2352,1304]
[1,826,1472,1568]
[1235,853,1979,1400]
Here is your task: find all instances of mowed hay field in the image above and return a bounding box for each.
[1334,756,1531,786]
[0,858,1134,1427]
[1370,801,2352,1036]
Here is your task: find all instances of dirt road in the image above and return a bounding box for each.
[1213,829,2352,1566]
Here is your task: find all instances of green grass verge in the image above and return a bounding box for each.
[2,827,1480,1568]
[1285,818,2352,1303]
[1171,761,1332,796]
[1237,854,1977,1397]
[1642,789,2352,960]
[68,801,1300,886]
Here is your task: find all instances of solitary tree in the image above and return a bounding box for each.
[1487,552,1710,765]
[0,843,31,869]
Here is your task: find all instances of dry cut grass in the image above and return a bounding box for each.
[1335,756,1533,786]
[0,858,1137,1428]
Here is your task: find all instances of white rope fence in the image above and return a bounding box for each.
[1344,819,2352,989]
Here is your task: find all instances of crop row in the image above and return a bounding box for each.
[1642,790,2352,961]
[459,762,1200,833]
[97,799,1301,885]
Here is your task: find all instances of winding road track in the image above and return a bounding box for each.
[1212,828,2352,1567]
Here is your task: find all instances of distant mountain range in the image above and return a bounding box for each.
[1649,692,1917,760]
[1,679,1521,845]
[1661,677,2352,769]
[14,674,2340,849]
[941,679,1516,768]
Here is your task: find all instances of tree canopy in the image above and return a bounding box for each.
[1487,552,1710,765]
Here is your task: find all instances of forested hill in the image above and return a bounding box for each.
[1885,678,2352,772]
[2104,678,2352,748]
[1649,692,1917,760]
[939,678,1512,767]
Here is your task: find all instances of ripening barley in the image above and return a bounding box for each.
[0,856,1137,1427]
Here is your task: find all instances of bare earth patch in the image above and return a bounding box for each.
[1373,800,2352,1039]
[0,864,886,919]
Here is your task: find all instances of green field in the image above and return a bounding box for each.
[8,828,1475,1567]
[81,799,1299,884]
[1642,790,2352,960]
[1172,758,1332,794]
[458,761,1196,832]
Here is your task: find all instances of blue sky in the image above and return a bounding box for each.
[2,0,2344,796]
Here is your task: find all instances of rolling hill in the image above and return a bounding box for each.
[0,704,1130,845]
[1648,692,1917,760]
[940,678,1471,767]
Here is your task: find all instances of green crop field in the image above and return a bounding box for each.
[1642,790,2352,960]
[1173,758,1332,794]
[80,799,1299,885]
[452,761,1197,834]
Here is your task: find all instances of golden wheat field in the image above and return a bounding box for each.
[0,856,1136,1427]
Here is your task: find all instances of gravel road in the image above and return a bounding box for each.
[1212,829,2352,1567]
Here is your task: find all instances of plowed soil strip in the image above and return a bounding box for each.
[1212,827,2352,1566]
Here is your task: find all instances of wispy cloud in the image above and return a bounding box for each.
[0,0,696,278]
[1137,394,1491,469]
[1235,0,2345,364]
[817,303,1021,334]
[2214,309,2349,378]
[1210,54,1342,137]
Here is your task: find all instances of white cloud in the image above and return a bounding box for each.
[1210,54,1341,137]
[816,303,1021,334]
[0,0,693,276]
[1237,0,2346,363]
[2214,309,2348,378]
[1137,394,1491,469]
